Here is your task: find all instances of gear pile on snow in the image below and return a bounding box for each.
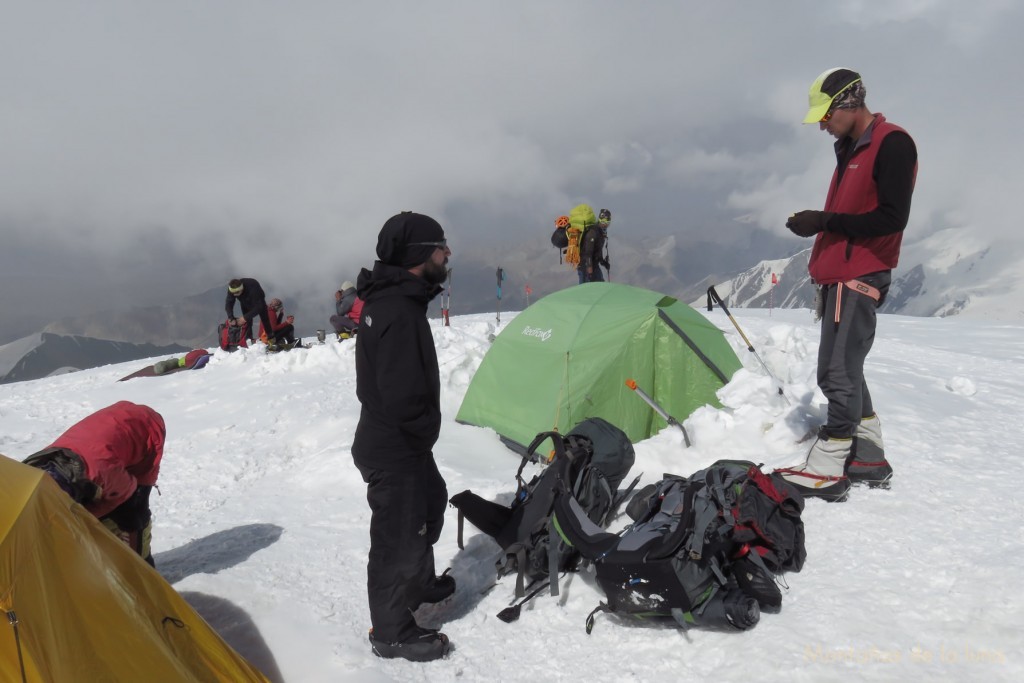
[551,459,806,633]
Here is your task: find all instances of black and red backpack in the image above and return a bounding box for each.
[218,319,249,352]
[552,459,807,633]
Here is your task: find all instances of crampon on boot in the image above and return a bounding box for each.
[846,414,893,488]
[776,429,852,503]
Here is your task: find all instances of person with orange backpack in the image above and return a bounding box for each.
[564,204,600,283]
[580,208,611,283]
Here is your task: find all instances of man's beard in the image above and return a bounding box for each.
[422,258,448,286]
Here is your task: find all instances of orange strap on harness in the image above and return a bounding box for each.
[834,279,881,323]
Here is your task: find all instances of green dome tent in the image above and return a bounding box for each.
[456,282,743,451]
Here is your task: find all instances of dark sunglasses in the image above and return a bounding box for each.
[820,107,836,124]
[409,239,448,249]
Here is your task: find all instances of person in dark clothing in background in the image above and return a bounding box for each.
[351,211,454,662]
[595,208,612,279]
[578,214,606,283]
[776,68,917,502]
[225,277,274,343]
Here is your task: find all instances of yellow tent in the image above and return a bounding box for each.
[0,454,270,682]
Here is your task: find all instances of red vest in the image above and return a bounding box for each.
[808,114,915,284]
[348,297,364,324]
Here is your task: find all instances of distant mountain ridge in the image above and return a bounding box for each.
[693,229,1024,321]
[0,333,188,385]
[20,227,1024,371]
[37,228,800,346]
[43,286,227,349]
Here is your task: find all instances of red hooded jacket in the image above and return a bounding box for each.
[259,303,292,342]
[49,401,166,518]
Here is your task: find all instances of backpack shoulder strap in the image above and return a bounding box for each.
[519,430,577,488]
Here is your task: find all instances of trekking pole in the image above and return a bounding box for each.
[496,581,550,623]
[706,285,788,403]
[525,283,532,308]
[495,267,505,325]
[625,379,690,447]
[442,268,452,327]
[604,233,611,282]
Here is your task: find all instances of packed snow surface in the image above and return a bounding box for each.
[1,308,1021,682]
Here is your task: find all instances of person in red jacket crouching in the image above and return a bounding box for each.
[259,297,298,348]
[23,400,166,566]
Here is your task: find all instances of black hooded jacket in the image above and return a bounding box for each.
[224,277,267,321]
[579,226,607,275]
[351,262,444,470]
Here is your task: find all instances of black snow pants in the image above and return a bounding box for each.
[818,271,890,438]
[356,456,448,643]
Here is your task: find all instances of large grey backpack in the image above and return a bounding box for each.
[450,417,637,598]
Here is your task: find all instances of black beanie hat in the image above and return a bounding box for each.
[376,212,446,268]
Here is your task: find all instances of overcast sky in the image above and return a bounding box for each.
[2,0,1021,329]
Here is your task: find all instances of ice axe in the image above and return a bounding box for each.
[625,379,691,447]
[496,581,550,623]
[706,285,789,403]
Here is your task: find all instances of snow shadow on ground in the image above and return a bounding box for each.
[415,533,507,628]
[180,591,285,683]
[156,523,284,584]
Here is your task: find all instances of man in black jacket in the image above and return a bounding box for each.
[352,211,454,662]
[225,277,274,343]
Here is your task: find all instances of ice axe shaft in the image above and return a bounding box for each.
[705,285,788,403]
[625,379,691,447]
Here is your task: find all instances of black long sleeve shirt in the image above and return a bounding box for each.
[827,130,917,239]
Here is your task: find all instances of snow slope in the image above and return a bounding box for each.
[1,308,1021,682]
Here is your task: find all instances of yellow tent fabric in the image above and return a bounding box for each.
[0,454,270,683]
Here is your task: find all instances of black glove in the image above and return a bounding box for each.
[599,258,610,268]
[786,210,834,238]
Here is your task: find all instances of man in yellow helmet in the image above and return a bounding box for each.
[776,68,917,502]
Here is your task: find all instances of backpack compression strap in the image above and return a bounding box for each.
[517,429,580,491]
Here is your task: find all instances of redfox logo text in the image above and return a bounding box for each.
[522,326,553,342]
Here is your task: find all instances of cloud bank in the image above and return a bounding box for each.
[2,0,1020,320]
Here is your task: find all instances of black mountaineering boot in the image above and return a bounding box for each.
[419,572,456,605]
[369,627,452,662]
